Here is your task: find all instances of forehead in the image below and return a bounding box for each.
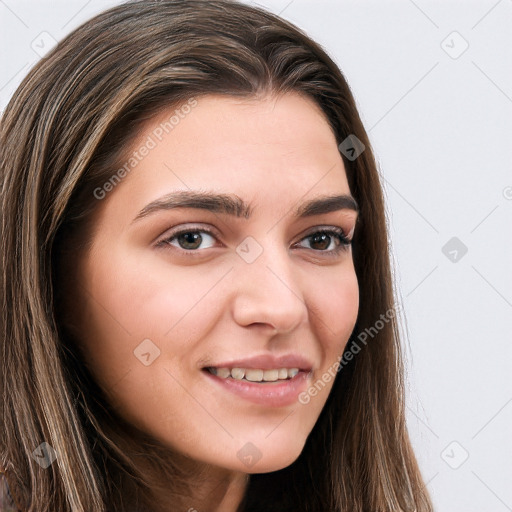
[132,92,345,178]
[98,92,352,227]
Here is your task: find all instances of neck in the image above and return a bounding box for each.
[122,448,249,512]
[152,465,249,512]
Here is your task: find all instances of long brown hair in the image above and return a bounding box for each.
[0,1,433,510]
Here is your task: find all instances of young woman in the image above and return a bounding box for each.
[0,1,433,511]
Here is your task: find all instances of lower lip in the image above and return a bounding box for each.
[202,369,311,407]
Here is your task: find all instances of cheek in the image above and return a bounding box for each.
[308,262,359,352]
[75,248,224,385]
[73,253,219,436]
[83,246,216,334]
[295,264,358,413]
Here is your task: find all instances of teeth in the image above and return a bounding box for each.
[245,369,263,382]
[207,367,300,382]
[216,367,231,379]
[278,368,288,380]
[231,368,245,380]
[262,369,279,381]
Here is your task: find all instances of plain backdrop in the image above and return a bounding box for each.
[1,1,511,511]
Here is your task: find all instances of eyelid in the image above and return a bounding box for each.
[301,224,351,239]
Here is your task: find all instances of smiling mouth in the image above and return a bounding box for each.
[201,365,311,406]
[203,367,303,383]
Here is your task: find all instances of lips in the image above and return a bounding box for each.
[201,353,313,372]
[201,353,314,406]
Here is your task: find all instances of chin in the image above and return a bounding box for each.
[246,453,302,474]
[232,438,306,474]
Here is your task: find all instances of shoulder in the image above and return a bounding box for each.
[0,471,20,512]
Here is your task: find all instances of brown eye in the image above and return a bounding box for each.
[296,228,351,256]
[176,232,205,250]
[157,229,217,251]
[308,232,333,251]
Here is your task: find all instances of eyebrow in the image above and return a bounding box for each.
[131,190,359,224]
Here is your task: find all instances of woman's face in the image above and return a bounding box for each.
[72,91,359,473]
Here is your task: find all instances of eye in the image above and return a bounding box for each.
[156,227,217,252]
[295,227,352,256]
[155,225,353,257]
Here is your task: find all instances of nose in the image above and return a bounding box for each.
[230,239,308,335]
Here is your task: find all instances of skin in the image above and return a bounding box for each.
[70,91,359,511]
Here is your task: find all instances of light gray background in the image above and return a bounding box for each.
[1,1,511,510]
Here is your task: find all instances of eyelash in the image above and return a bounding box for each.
[156,225,353,258]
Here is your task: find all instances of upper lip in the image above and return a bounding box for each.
[202,354,314,371]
